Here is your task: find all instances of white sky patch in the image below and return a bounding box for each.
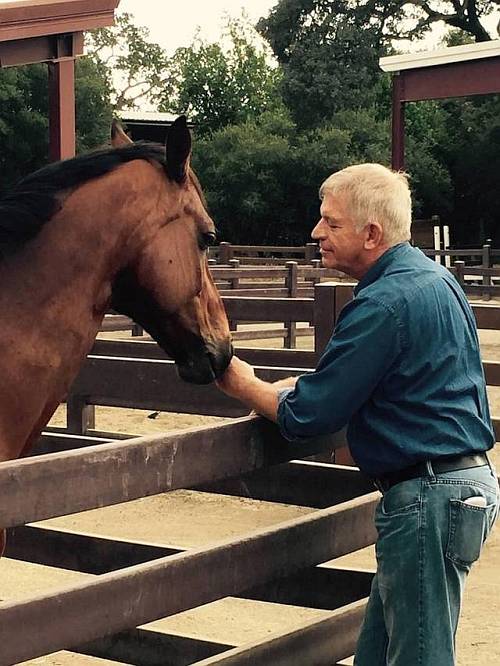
[118,0,278,54]
[117,0,499,54]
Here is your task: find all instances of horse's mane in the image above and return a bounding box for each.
[0,142,166,259]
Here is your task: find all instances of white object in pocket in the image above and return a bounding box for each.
[463,496,487,507]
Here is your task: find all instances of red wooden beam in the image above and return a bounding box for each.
[391,74,405,171]
[0,0,120,41]
[48,57,75,160]
[399,56,500,103]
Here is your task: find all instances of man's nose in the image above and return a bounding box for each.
[311,219,324,239]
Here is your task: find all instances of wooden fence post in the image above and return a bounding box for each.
[228,259,240,289]
[313,283,356,466]
[454,260,465,287]
[66,394,95,435]
[313,283,337,360]
[219,242,233,264]
[309,259,322,286]
[284,261,298,349]
[227,259,240,331]
[482,243,492,301]
[305,243,318,263]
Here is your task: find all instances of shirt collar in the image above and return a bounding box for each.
[354,242,411,295]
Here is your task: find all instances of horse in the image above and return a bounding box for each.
[0,116,233,553]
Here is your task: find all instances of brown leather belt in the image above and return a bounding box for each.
[373,453,489,493]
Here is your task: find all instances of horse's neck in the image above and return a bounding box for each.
[0,198,127,460]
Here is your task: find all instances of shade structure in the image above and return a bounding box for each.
[379,39,500,170]
[0,0,121,160]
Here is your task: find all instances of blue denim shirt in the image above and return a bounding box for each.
[277,242,494,476]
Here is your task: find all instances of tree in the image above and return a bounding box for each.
[160,17,284,135]
[0,58,112,187]
[257,1,498,127]
[85,12,169,110]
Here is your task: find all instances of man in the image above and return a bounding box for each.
[216,163,499,665]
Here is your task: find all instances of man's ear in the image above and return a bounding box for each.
[364,222,385,250]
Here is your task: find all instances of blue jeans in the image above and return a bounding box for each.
[355,461,499,666]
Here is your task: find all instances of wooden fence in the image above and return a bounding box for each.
[2,284,499,664]
[1,416,378,665]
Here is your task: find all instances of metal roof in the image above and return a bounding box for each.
[120,110,179,124]
[380,39,500,73]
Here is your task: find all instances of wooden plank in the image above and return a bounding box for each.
[6,524,373,610]
[79,571,372,666]
[484,361,500,387]
[91,339,317,369]
[0,493,378,664]
[31,436,365,509]
[472,304,500,330]
[68,356,303,417]
[222,296,314,323]
[231,327,312,341]
[212,268,288,279]
[192,599,367,666]
[0,416,345,527]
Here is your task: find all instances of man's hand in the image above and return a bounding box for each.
[215,356,256,399]
[215,356,280,423]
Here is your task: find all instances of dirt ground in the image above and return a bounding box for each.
[3,324,500,665]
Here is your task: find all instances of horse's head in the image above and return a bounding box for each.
[110,117,232,384]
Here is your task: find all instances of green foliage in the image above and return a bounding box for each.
[259,3,389,128]
[85,12,169,110]
[0,58,112,188]
[437,96,500,245]
[160,17,284,135]
[0,65,48,187]
[192,109,378,244]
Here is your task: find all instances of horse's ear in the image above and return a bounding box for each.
[166,115,191,183]
[111,119,133,147]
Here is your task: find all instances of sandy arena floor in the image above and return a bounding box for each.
[3,326,500,665]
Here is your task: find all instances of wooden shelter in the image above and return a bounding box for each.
[0,0,120,160]
[379,39,500,170]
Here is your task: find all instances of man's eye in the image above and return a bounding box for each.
[199,231,217,250]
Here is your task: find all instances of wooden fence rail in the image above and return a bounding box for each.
[0,411,376,664]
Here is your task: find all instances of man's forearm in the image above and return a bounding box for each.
[231,375,281,422]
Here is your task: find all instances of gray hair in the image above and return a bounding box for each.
[319,163,412,246]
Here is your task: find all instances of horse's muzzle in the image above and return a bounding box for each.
[177,339,233,385]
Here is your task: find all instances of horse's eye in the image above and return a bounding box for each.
[199,231,217,250]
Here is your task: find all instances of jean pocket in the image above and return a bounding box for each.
[380,481,420,516]
[446,498,497,570]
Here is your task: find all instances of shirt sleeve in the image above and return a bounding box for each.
[277,295,403,441]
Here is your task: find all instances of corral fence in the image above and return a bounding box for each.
[2,283,499,664]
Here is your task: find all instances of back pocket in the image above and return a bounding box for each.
[446,498,497,570]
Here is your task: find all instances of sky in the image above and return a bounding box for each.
[117,0,499,54]
[118,0,278,54]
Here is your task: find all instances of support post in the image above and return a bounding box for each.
[66,395,95,435]
[443,225,451,269]
[482,243,492,301]
[48,58,76,161]
[454,260,465,287]
[434,225,441,265]
[284,261,298,349]
[218,242,233,265]
[305,243,318,263]
[391,74,405,171]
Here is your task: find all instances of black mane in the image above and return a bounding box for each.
[0,142,166,258]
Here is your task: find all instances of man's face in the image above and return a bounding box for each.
[311,191,367,278]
